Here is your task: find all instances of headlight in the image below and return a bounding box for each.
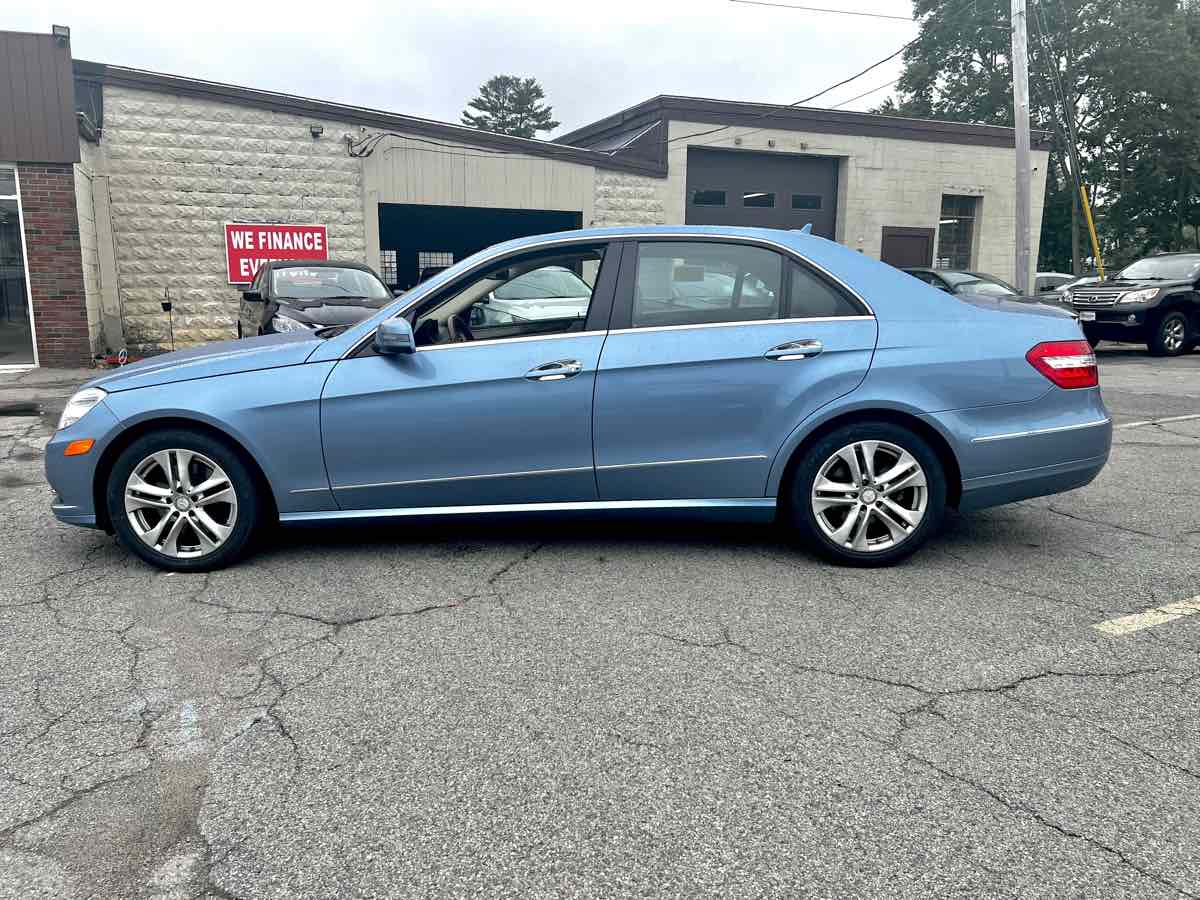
[57,387,107,431]
[270,314,315,333]
[1118,288,1158,304]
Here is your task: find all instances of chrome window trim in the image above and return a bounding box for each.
[971,417,1111,444]
[280,498,778,523]
[417,330,606,353]
[329,464,594,492]
[343,231,876,359]
[596,454,768,471]
[607,315,873,337]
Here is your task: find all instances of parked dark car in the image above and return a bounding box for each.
[238,260,395,337]
[902,268,1023,299]
[1068,253,1200,356]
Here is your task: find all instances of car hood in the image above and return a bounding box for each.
[83,332,321,394]
[275,296,392,326]
[1076,278,1191,291]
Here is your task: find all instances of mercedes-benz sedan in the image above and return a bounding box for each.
[46,226,1111,571]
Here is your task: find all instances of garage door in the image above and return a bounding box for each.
[684,148,838,238]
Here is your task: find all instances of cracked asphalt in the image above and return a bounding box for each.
[1,345,1198,899]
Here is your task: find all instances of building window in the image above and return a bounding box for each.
[417,250,454,271]
[937,195,978,270]
[742,191,776,208]
[791,194,822,210]
[379,250,397,285]
[691,189,726,207]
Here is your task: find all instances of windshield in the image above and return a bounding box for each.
[272,266,391,301]
[493,267,591,300]
[955,277,1018,297]
[1117,255,1200,281]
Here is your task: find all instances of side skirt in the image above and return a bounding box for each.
[278,498,777,526]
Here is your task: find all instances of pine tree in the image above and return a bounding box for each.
[461,75,561,139]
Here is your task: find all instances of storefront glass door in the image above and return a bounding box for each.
[0,166,36,366]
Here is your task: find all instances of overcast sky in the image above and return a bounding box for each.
[10,0,917,137]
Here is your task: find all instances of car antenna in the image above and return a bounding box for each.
[796,223,813,234]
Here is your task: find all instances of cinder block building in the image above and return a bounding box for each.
[1,25,1050,367]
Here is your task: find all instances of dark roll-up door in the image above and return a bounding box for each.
[684,147,838,238]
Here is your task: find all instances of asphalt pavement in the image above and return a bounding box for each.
[1,345,1198,899]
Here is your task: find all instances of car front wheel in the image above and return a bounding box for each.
[106,428,261,571]
[1148,310,1190,356]
[789,422,947,567]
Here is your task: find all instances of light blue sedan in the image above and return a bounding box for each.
[45,226,1111,570]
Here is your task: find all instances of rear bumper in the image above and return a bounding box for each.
[958,452,1107,512]
[923,386,1112,511]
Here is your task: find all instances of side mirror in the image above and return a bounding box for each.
[374,317,415,355]
[242,290,263,302]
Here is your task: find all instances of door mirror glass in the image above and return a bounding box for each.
[375,317,416,355]
[242,290,263,302]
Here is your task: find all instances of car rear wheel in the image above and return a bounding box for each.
[1148,310,1190,356]
[788,422,947,567]
[106,429,261,571]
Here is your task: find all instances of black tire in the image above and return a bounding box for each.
[106,428,262,571]
[237,321,243,339]
[1148,310,1190,357]
[787,422,947,567]
[1081,325,1102,348]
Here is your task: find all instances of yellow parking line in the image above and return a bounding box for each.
[1093,598,1200,636]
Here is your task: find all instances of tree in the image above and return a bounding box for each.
[461,75,560,139]
[875,0,1200,273]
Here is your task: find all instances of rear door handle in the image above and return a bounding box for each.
[765,340,823,361]
[525,359,583,381]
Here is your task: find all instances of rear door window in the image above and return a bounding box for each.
[631,241,782,328]
[788,263,863,318]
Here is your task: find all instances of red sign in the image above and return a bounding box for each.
[224,223,328,284]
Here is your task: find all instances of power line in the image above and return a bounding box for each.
[727,0,916,22]
[830,77,902,109]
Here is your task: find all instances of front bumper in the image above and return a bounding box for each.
[1072,304,1153,328]
[44,401,121,530]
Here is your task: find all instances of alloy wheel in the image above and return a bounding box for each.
[810,440,928,552]
[1163,317,1185,353]
[124,449,239,558]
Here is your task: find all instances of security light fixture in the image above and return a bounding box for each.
[52,24,70,45]
[309,123,324,139]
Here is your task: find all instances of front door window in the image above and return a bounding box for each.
[0,166,35,366]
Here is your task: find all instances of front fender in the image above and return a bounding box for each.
[100,363,339,514]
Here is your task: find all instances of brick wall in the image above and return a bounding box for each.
[592,171,666,227]
[17,163,91,367]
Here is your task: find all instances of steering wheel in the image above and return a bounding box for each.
[447,313,475,343]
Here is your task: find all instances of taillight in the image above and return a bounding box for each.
[1026,340,1098,389]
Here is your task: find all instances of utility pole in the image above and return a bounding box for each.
[1011,0,1033,294]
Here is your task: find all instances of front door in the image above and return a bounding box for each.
[320,241,618,510]
[593,239,877,500]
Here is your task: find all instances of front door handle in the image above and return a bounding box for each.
[765,339,823,361]
[525,359,583,381]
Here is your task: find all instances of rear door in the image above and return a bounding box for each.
[592,238,878,500]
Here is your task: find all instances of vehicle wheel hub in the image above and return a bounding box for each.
[811,440,928,553]
[124,449,238,559]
